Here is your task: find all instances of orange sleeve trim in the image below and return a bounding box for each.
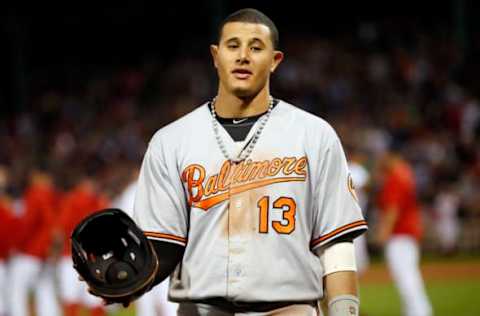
[310,220,368,248]
[144,232,187,244]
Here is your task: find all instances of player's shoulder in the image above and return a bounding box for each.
[277,100,339,139]
[149,102,209,147]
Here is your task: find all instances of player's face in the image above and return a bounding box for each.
[211,22,283,98]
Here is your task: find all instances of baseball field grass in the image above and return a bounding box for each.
[360,278,480,316]
[108,255,480,316]
[358,255,480,316]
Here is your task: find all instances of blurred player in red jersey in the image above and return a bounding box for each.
[56,173,109,316]
[375,148,432,316]
[0,165,17,316]
[9,166,61,316]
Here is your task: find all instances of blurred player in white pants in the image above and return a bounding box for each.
[433,183,460,255]
[376,150,432,316]
[0,165,13,316]
[9,168,61,316]
[385,236,431,316]
[112,167,178,316]
[56,175,109,316]
[0,261,5,316]
[10,255,60,316]
[348,153,370,275]
[57,257,107,315]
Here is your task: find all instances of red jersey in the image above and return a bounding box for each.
[16,183,59,259]
[0,197,17,259]
[58,185,109,256]
[378,161,423,240]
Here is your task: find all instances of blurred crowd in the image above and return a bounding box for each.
[0,19,479,315]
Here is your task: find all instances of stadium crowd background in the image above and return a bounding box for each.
[2,1,479,250]
[0,1,479,315]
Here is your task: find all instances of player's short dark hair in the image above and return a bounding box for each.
[217,8,279,50]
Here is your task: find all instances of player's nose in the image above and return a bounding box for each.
[236,47,250,64]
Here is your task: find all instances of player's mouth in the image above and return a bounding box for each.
[232,68,253,80]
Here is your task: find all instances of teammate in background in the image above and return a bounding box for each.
[0,165,16,316]
[9,167,61,316]
[127,8,367,316]
[433,180,461,255]
[56,174,109,316]
[347,149,371,276]
[111,166,178,316]
[375,149,432,316]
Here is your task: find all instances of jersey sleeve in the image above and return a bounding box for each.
[133,137,188,247]
[310,134,368,251]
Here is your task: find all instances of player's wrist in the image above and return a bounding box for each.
[328,294,359,316]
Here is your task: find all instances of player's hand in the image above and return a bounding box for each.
[79,275,132,307]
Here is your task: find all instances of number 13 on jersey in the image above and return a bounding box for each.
[257,196,296,234]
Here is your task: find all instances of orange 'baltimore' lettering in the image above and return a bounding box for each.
[182,156,308,210]
[181,164,205,206]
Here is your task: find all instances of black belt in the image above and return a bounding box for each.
[193,297,317,313]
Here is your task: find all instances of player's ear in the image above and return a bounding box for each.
[270,50,284,73]
[210,44,219,68]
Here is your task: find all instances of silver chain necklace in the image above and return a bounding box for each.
[210,96,274,163]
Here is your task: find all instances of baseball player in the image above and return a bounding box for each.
[433,181,460,255]
[127,8,368,316]
[111,166,178,316]
[375,149,432,316]
[0,200,12,316]
[9,167,61,316]
[0,199,12,316]
[56,174,109,316]
[0,165,16,316]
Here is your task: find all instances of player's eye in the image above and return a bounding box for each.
[251,47,262,52]
[227,44,239,49]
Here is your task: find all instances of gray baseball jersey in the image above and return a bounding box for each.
[133,100,367,303]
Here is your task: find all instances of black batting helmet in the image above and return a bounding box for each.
[71,208,158,303]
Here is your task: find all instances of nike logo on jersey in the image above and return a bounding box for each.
[181,156,308,210]
[232,118,248,124]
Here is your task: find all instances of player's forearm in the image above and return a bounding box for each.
[324,271,360,316]
[316,241,360,315]
[324,270,358,299]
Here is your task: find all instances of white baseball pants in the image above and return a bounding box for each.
[385,235,432,316]
[9,254,60,316]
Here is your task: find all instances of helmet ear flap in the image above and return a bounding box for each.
[71,208,159,301]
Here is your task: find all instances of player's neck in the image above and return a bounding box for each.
[214,88,271,118]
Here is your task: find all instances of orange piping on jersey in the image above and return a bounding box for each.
[194,177,306,210]
[144,232,187,243]
[310,220,368,248]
